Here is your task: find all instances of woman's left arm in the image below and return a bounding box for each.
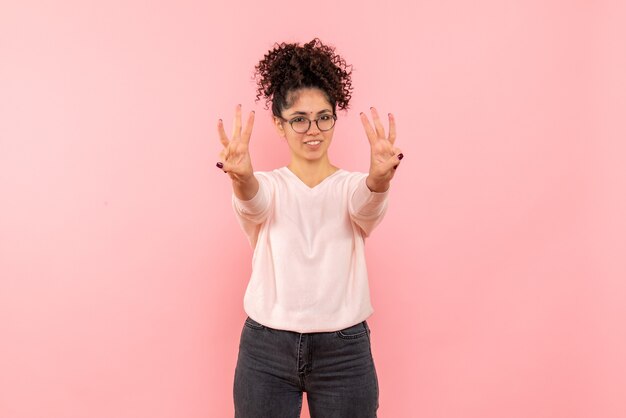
[360,107,403,193]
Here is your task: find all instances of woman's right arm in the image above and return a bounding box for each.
[216,104,259,201]
[232,175,259,201]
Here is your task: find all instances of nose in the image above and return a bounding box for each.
[306,120,321,134]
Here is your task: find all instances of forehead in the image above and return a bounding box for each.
[285,88,332,114]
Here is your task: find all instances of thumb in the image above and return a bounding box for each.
[383,151,403,172]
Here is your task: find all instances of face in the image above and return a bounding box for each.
[273,87,335,163]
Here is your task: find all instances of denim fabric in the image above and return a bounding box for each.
[234,316,379,418]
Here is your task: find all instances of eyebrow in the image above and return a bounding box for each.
[289,109,332,116]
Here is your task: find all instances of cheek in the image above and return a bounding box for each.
[286,136,301,147]
[288,132,303,142]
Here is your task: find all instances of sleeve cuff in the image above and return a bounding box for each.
[352,176,390,209]
[232,178,269,216]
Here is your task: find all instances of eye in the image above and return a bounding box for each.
[292,117,307,123]
[320,114,332,121]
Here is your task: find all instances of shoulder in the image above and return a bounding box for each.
[252,168,284,183]
[335,169,368,186]
[251,167,292,191]
[337,169,367,178]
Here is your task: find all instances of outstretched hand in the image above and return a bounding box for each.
[360,107,403,192]
[216,104,255,183]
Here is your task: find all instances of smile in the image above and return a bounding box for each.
[304,140,321,145]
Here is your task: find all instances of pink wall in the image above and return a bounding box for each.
[1,1,625,417]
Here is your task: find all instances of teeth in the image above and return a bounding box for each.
[305,141,321,145]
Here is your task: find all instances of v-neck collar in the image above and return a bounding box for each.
[281,166,344,191]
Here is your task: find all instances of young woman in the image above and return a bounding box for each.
[216,38,403,418]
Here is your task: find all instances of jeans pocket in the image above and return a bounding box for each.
[244,316,265,330]
[335,321,369,339]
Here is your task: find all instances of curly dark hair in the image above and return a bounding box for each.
[253,38,353,117]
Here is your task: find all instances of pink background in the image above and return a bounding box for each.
[1,1,625,417]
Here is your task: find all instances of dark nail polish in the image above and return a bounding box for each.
[393,165,398,169]
[216,162,223,169]
[224,171,227,173]
[398,153,404,160]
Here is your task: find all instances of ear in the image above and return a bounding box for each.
[273,116,286,138]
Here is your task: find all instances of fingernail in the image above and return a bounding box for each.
[393,165,398,169]
[398,153,404,160]
[223,171,227,173]
[252,110,255,114]
[216,162,223,169]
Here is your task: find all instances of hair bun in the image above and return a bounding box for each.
[253,38,353,116]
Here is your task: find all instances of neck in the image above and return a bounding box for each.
[287,156,338,187]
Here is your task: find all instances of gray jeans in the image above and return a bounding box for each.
[234,316,379,418]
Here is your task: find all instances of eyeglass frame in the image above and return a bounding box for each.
[276,113,337,133]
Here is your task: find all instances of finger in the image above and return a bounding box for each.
[220,158,232,172]
[216,145,228,170]
[396,151,404,169]
[231,104,242,139]
[241,110,255,144]
[222,156,250,178]
[360,112,377,145]
[370,107,386,139]
[217,119,229,147]
[383,151,403,173]
[388,113,396,145]
[219,146,229,163]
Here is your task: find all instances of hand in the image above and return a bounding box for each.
[216,104,255,183]
[360,107,403,192]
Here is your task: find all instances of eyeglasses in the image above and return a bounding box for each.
[279,114,337,134]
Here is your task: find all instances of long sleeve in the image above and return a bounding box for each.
[348,175,390,237]
[231,173,273,247]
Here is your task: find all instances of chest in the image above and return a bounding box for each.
[269,185,352,238]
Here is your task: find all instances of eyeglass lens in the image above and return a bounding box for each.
[291,115,335,133]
